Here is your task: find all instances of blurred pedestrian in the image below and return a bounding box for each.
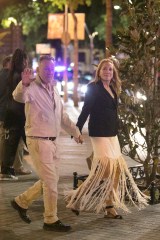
[1,49,31,180]
[13,137,32,175]
[0,55,12,168]
[11,55,83,232]
[65,58,149,218]
[0,55,31,178]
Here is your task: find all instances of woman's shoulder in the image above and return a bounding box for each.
[87,81,102,92]
[87,81,97,90]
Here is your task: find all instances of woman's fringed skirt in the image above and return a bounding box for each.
[65,136,149,214]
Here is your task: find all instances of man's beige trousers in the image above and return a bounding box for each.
[15,137,60,224]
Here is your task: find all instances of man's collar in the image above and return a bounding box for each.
[36,75,54,90]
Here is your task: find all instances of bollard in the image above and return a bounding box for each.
[150,181,155,204]
[150,181,160,204]
[73,172,78,189]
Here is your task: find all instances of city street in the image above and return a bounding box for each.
[0,101,160,240]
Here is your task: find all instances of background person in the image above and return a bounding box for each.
[13,137,31,175]
[0,55,31,179]
[65,58,149,218]
[11,55,82,232]
[1,49,29,179]
[0,55,11,169]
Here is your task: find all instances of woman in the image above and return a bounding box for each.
[1,48,29,178]
[65,58,149,218]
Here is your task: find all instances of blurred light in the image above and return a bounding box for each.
[70,62,74,67]
[114,5,121,10]
[91,32,98,38]
[61,81,73,94]
[142,96,147,101]
[67,67,72,71]
[80,85,87,94]
[84,74,92,81]
[8,17,17,25]
[2,17,17,28]
[136,91,147,101]
[55,65,66,72]
[32,58,38,72]
[56,82,64,96]
[61,81,65,86]
[68,82,74,90]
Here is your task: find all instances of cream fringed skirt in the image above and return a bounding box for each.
[65,136,149,213]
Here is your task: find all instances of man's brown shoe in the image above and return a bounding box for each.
[11,200,31,224]
[43,220,71,232]
[15,167,32,175]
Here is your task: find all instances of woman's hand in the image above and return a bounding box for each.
[74,135,83,144]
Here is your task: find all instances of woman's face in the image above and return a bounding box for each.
[99,62,114,82]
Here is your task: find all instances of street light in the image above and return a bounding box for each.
[85,23,98,74]
[89,31,98,74]
[62,3,70,102]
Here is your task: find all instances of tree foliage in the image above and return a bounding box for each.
[117,0,160,186]
[0,0,58,51]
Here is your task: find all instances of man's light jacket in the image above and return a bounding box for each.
[13,76,80,139]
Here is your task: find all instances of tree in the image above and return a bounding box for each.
[117,0,160,187]
[0,0,58,51]
[105,0,112,57]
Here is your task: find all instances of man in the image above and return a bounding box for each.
[11,55,83,232]
[0,55,31,180]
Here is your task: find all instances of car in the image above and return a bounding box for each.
[54,63,93,101]
[78,72,93,101]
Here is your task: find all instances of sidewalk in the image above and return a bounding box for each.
[0,101,160,240]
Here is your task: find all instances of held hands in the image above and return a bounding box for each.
[22,68,35,87]
[74,135,83,144]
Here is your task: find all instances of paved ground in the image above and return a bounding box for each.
[0,101,160,240]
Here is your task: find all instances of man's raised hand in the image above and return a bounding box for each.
[22,68,35,87]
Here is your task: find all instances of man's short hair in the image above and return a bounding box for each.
[2,55,12,68]
[39,55,55,63]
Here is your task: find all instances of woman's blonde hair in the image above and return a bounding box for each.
[94,58,122,96]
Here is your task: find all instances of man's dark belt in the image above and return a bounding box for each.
[28,136,56,141]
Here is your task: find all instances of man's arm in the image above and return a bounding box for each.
[61,109,80,137]
[12,81,25,103]
[76,83,96,133]
[61,105,83,143]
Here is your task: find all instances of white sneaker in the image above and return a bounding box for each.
[0,174,18,181]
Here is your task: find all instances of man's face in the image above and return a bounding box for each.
[38,59,55,84]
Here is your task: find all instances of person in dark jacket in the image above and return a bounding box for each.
[1,49,29,179]
[65,58,149,218]
[0,55,31,178]
[0,56,12,171]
